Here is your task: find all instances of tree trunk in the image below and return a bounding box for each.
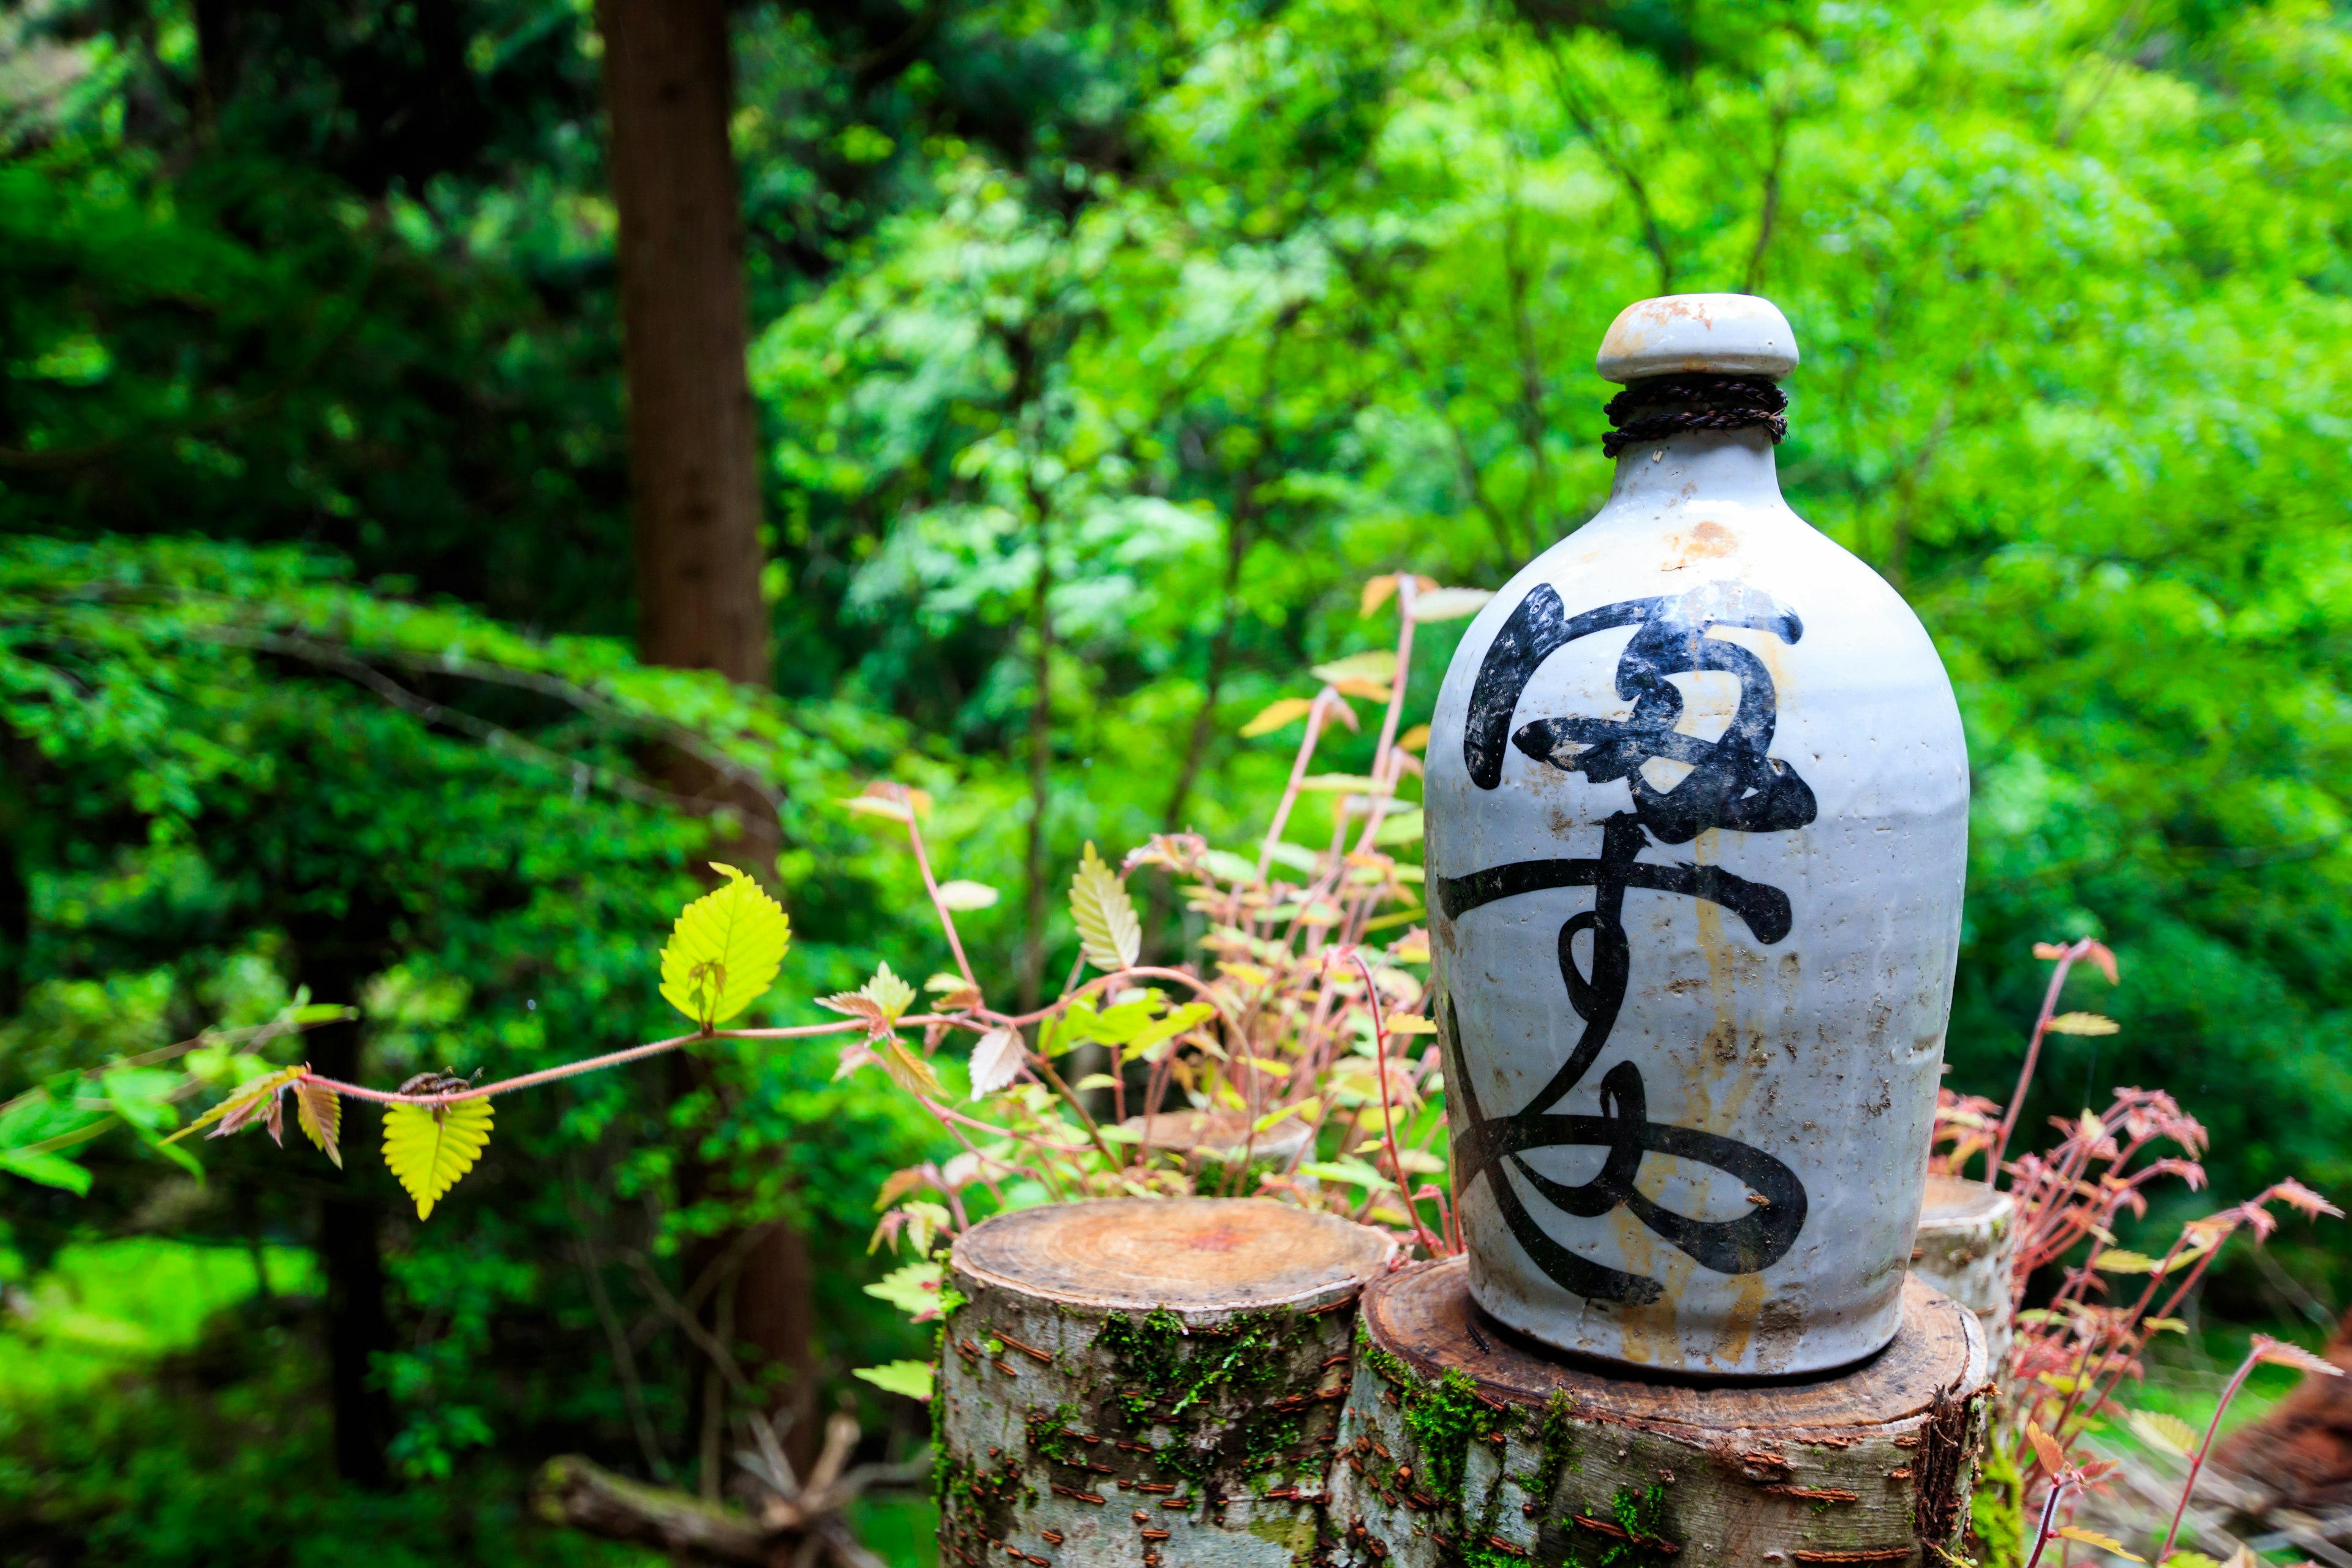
[598,0,813,1474]
[937,1198,1395,1568]
[599,0,769,690]
[1332,1259,1989,1568]
[1912,1175,2018,1379]
[306,982,394,1488]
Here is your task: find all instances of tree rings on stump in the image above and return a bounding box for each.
[1330,1258,1988,1568]
[1911,1175,2018,1375]
[938,1197,1396,1568]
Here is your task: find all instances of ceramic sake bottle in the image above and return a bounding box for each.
[1423,295,1969,1378]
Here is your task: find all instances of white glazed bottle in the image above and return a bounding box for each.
[1423,295,1968,1378]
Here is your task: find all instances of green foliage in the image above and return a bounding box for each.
[657,864,791,1030]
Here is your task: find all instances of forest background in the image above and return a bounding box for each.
[2,0,2350,1562]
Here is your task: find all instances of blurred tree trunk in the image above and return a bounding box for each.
[595,0,818,1482]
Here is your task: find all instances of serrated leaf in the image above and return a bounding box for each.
[2252,1333,2343,1377]
[967,1029,1025,1098]
[2047,1011,2120,1036]
[864,1259,943,1318]
[163,1065,305,1145]
[1241,698,1315,738]
[1069,842,1140,971]
[2124,1409,2199,1457]
[2054,1527,2139,1560]
[383,1099,494,1220]
[853,1360,935,1401]
[658,864,790,1030]
[880,1041,943,1099]
[1312,650,1397,685]
[1409,587,1496,622]
[935,879,1000,911]
[861,962,916,1023]
[2025,1422,2067,1474]
[295,1079,344,1169]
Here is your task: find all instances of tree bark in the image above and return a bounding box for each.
[599,0,770,689]
[1912,1174,2018,1378]
[598,0,813,1475]
[1332,1260,1989,1568]
[938,1198,1395,1568]
[304,974,394,1488]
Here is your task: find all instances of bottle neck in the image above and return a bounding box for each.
[1605,426,1785,510]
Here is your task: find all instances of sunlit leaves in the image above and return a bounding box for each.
[2054,1526,2139,1561]
[2124,1409,2198,1458]
[383,1099,494,1220]
[1407,586,1494,622]
[821,961,917,1033]
[1241,697,1315,737]
[164,1065,306,1146]
[2045,1012,2120,1036]
[658,863,790,1030]
[934,879,999,910]
[1068,842,1139,971]
[2250,1333,2343,1378]
[853,1360,935,1401]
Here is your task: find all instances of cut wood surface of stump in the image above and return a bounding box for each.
[1910,1176,2017,1376]
[1330,1259,1989,1568]
[938,1197,1396,1568]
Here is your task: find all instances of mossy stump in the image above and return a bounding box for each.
[1329,1259,1988,1568]
[938,1198,1395,1568]
[1910,1177,2017,1378]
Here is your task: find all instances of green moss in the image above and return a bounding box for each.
[1525,1391,1580,1512]
[1554,1484,1677,1568]
[1969,1436,2024,1568]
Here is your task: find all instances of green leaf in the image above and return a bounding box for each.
[853,1360,935,1401]
[659,863,790,1029]
[2046,1011,2120,1036]
[1120,1001,1214,1063]
[864,1259,944,1318]
[1196,849,1259,884]
[1372,809,1423,847]
[1069,842,1140,972]
[1299,1157,1398,1192]
[0,1148,94,1193]
[383,1099,494,1220]
[1407,587,1495,622]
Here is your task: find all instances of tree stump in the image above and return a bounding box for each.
[1329,1258,1988,1568]
[1115,1111,1314,1173]
[937,1197,1396,1568]
[1911,1176,2018,1376]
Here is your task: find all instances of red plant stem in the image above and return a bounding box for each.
[1351,581,1420,857]
[904,807,979,990]
[1989,939,2091,1181]
[299,1022,868,1105]
[2158,1346,2262,1563]
[1257,690,1334,883]
[2021,1477,2071,1568]
[1354,951,1441,1254]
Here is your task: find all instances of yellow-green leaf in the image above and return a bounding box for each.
[2124,1409,2199,1458]
[659,863,790,1030]
[1240,698,1314,738]
[934,879,999,911]
[2092,1248,2161,1274]
[161,1065,304,1145]
[383,1099,494,1220]
[2053,1526,2139,1561]
[295,1079,343,1169]
[880,1041,942,1099]
[1069,842,1140,971]
[1312,650,1397,685]
[1408,587,1497,622]
[853,1360,934,1401]
[2046,1011,2120,1036]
